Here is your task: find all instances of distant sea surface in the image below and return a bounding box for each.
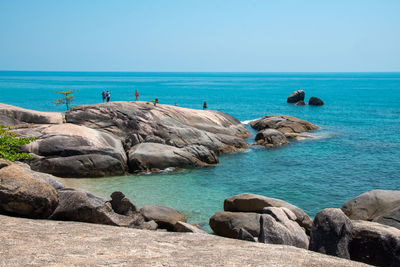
[1,71,400,230]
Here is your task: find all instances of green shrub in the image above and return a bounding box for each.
[0,125,36,161]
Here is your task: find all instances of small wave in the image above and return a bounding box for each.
[241,118,258,124]
[302,131,339,140]
[162,167,177,173]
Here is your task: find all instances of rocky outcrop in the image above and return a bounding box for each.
[309,208,353,259]
[0,215,368,266]
[350,220,400,267]
[238,228,257,242]
[128,142,208,173]
[140,205,186,231]
[254,129,290,148]
[15,123,128,177]
[258,207,309,249]
[309,97,324,106]
[342,190,400,230]
[109,191,137,215]
[287,90,305,103]
[209,211,261,238]
[0,164,59,218]
[174,221,208,234]
[224,193,312,234]
[0,103,64,125]
[250,115,318,142]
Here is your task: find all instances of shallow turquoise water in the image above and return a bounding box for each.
[1,71,400,230]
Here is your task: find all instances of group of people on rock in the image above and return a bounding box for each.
[101,89,207,110]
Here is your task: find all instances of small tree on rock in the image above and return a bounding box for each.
[0,125,36,161]
[55,89,78,111]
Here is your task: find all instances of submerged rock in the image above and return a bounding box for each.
[309,97,324,106]
[0,164,59,219]
[309,208,353,259]
[287,90,305,103]
[224,193,312,234]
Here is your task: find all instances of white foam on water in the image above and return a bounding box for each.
[241,118,258,124]
[301,131,338,140]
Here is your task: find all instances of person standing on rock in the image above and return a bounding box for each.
[154,97,158,106]
[102,90,106,102]
[203,101,207,110]
[135,90,139,101]
[106,91,111,103]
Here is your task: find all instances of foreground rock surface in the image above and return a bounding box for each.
[224,193,312,233]
[0,215,368,266]
[350,220,400,267]
[342,190,400,229]
[0,164,58,218]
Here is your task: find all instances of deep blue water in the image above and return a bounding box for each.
[1,71,400,230]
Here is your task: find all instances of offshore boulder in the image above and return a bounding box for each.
[287,90,305,103]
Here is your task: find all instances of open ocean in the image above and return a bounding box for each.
[1,71,400,231]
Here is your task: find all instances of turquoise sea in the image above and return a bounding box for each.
[1,71,400,230]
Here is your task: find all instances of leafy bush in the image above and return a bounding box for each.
[0,125,36,161]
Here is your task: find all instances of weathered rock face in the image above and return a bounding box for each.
[50,188,147,228]
[0,164,59,218]
[250,115,318,141]
[15,123,128,177]
[258,207,309,249]
[224,193,313,234]
[238,228,257,242]
[0,103,64,125]
[309,97,324,106]
[209,211,261,238]
[65,102,249,153]
[350,220,400,267]
[342,190,400,230]
[287,90,305,103]
[254,129,290,148]
[140,205,186,231]
[0,215,369,267]
[128,143,208,172]
[15,161,65,190]
[109,191,137,215]
[309,208,353,259]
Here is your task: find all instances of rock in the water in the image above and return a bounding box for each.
[224,193,312,234]
[308,97,324,106]
[249,115,318,139]
[0,103,64,126]
[65,102,249,154]
[309,208,353,259]
[258,207,309,249]
[350,220,400,267]
[0,164,58,218]
[128,142,208,172]
[295,100,306,106]
[16,123,128,177]
[209,211,261,239]
[238,228,256,242]
[342,190,400,228]
[174,221,208,234]
[287,90,305,103]
[109,191,137,215]
[182,145,219,164]
[50,188,145,228]
[140,205,186,231]
[254,129,290,148]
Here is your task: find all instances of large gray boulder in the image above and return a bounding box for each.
[342,190,400,230]
[109,191,137,216]
[0,103,64,125]
[254,129,290,148]
[249,115,318,140]
[258,207,309,249]
[224,193,312,234]
[16,123,128,177]
[140,205,186,231]
[65,102,249,154]
[309,208,353,259]
[350,220,400,267]
[0,164,59,218]
[128,143,208,172]
[209,211,261,238]
[287,90,305,103]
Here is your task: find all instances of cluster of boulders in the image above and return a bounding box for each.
[287,90,324,106]
[209,191,400,266]
[0,159,206,234]
[249,115,319,148]
[0,102,249,177]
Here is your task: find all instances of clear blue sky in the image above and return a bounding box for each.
[0,0,399,72]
